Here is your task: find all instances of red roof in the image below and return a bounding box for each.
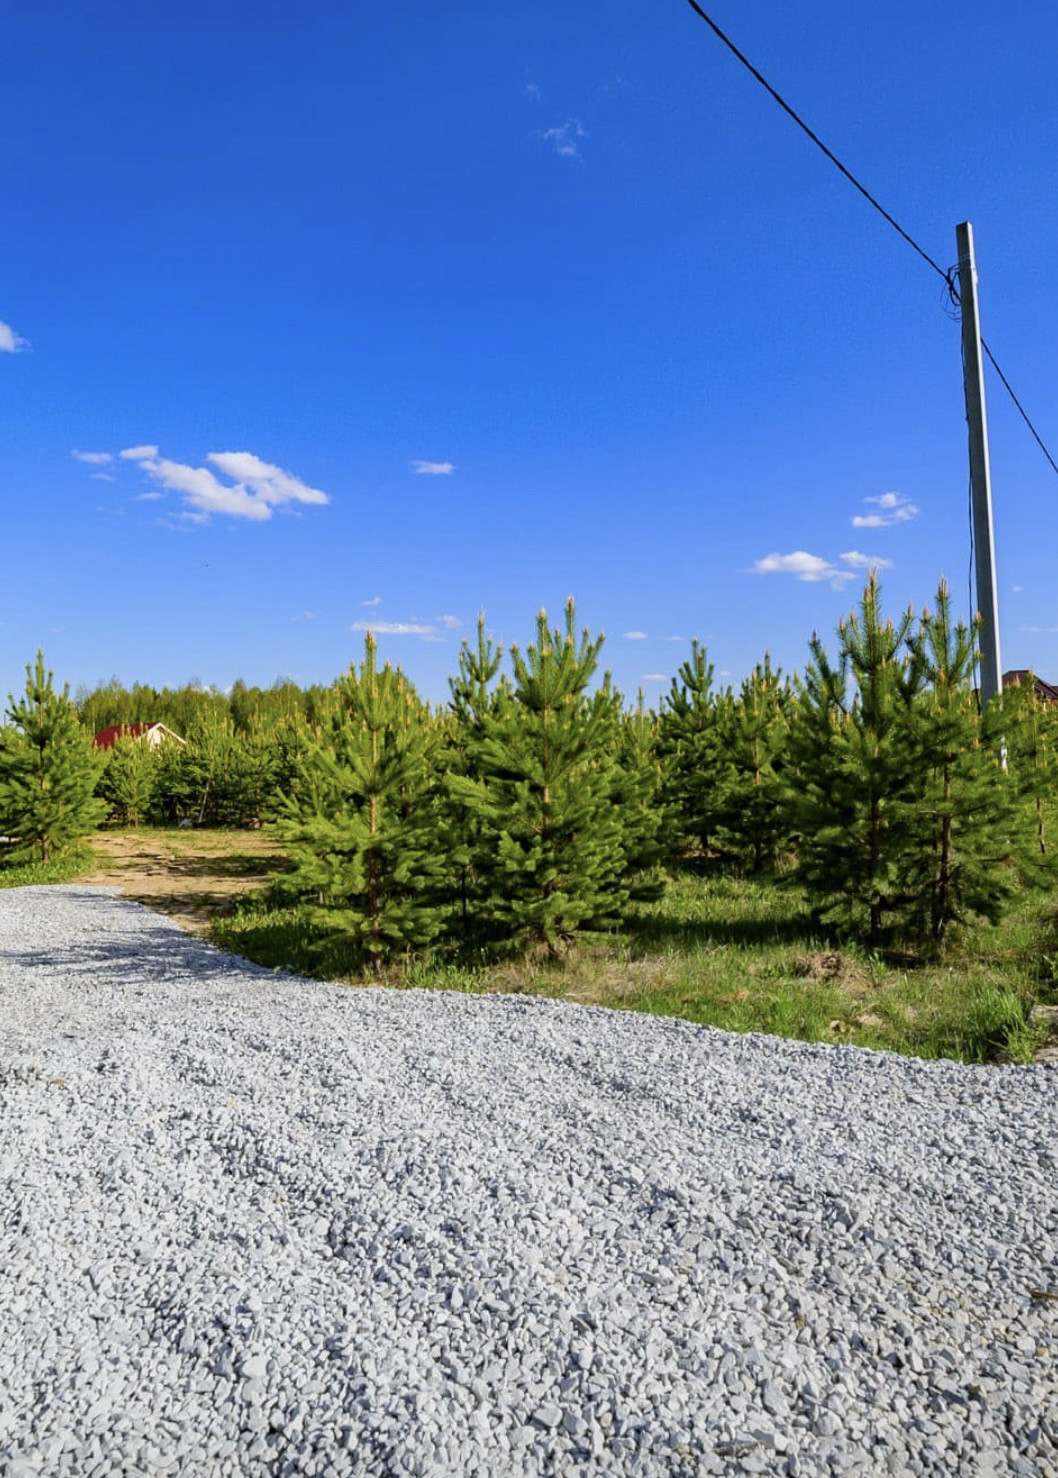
[93,723,157,750]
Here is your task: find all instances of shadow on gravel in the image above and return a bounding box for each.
[1,919,258,984]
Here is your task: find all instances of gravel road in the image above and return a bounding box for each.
[2,884,1057,1476]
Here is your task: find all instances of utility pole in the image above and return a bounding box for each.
[955,220,1002,707]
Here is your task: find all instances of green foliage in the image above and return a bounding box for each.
[97,734,163,826]
[1005,673,1058,860]
[74,673,321,738]
[712,655,791,872]
[277,635,445,973]
[656,640,733,860]
[905,581,1021,941]
[447,601,661,956]
[785,577,1026,949]
[0,852,96,889]
[439,616,507,946]
[0,651,106,865]
[155,715,279,827]
[785,575,922,945]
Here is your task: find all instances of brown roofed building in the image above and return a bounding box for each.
[1002,671,1058,705]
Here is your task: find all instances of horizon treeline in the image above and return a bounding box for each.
[2,578,1057,964]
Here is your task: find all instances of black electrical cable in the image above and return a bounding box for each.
[980,339,1058,480]
[681,0,950,283]
[682,0,1058,485]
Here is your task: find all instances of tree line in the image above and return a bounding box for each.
[1,577,1055,966]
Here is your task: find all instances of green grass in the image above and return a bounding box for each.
[210,867,1058,1065]
[0,851,96,889]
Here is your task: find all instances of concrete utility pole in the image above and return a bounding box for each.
[955,220,1002,707]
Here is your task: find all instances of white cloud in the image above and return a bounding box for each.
[362,596,382,607]
[350,620,441,638]
[410,460,455,475]
[142,458,271,521]
[438,614,463,629]
[851,492,919,528]
[134,491,164,501]
[207,451,328,508]
[122,446,330,522]
[662,635,686,643]
[623,631,649,640]
[90,472,115,482]
[0,320,28,353]
[839,550,893,571]
[640,673,669,682]
[751,550,858,590]
[543,119,586,158]
[72,450,113,465]
[1013,585,1024,594]
[525,81,541,100]
[1020,625,1058,634]
[753,551,838,582]
[292,610,316,622]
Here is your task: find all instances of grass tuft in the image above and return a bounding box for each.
[0,851,96,890]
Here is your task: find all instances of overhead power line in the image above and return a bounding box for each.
[681,0,1058,484]
[980,341,1058,480]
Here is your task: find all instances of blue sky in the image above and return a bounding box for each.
[2,0,1056,706]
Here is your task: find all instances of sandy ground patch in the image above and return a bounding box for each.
[81,829,287,933]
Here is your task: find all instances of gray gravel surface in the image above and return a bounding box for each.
[2,885,1057,1477]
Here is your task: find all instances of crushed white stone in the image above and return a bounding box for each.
[2,884,1057,1476]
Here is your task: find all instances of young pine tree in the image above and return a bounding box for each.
[713,655,790,872]
[440,616,506,947]
[97,733,162,827]
[277,635,445,973]
[786,576,923,946]
[1005,674,1058,860]
[905,581,1020,941]
[0,651,107,864]
[611,689,667,894]
[656,641,734,865]
[447,602,637,956]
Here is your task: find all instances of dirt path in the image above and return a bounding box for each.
[81,829,287,934]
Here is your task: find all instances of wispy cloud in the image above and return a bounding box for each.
[623,631,649,640]
[122,446,330,522]
[90,472,115,482]
[350,620,442,638]
[292,610,316,623]
[410,460,455,476]
[350,612,463,641]
[543,119,586,159]
[0,319,28,353]
[851,492,919,528]
[839,550,893,571]
[752,550,853,587]
[72,450,113,465]
[1020,625,1058,634]
[524,81,541,101]
[1013,585,1024,594]
[641,673,669,682]
[134,492,164,501]
[362,596,383,607]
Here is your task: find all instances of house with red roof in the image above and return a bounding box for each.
[92,722,185,751]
